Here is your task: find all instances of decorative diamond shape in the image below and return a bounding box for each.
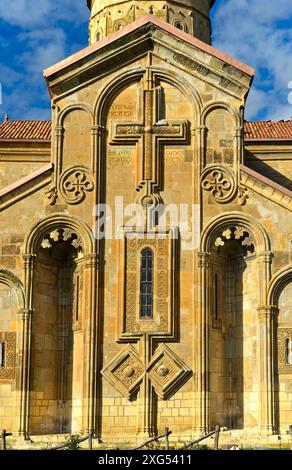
[146,344,191,399]
[101,345,144,400]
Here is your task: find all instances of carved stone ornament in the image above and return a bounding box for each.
[59,166,94,204]
[40,228,83,252]
[278,328,292,374]
[0,332,16,380]
[118,234,173,338]
[237,186,249,206]
[146,344,192,400]
[201,165,236,203]
[101,344,191,400]
[101,345,145,400]
[44,185,58,206]
[214,225,255,253]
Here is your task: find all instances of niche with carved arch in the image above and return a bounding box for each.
[29,227,85,435]
[207,224,259,430]
[270,269,292,432]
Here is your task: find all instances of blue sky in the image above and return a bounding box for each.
[0,0,292,122]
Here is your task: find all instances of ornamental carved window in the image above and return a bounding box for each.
[0,341,5,368]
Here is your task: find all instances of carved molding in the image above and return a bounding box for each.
[201,165,236,204]
[59,166,94,204]
[0,332,16,380]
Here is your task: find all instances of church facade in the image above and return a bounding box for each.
[0,0,292,445]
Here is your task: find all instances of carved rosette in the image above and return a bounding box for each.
[0,332,16,380]
[201,165,236,203]
[59,166,94,204]
[101,345,144,400]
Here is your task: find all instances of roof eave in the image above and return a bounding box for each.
[44,15,255,80]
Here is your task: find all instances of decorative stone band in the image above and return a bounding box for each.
[201,165,237,204]
[59,166,94,205]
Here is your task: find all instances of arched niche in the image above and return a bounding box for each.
[199,213,271,431]
[0,270,24,431]
[58,105,93,173]
[268,267,292,432]
[23,214,96,436]
[202,103,240,168]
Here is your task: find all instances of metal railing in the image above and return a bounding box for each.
[178,425,220,450]
[47,431,94,450]
[131,428,172,450]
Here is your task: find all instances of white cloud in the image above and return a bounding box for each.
[212,0,292,121]
[0,0,88,28]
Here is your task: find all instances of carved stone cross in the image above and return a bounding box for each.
[110,78,189,192]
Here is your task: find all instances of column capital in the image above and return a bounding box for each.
[17,308,32,320]
[197,251,210,269]
[91,125,105,136]
[23,253,36,268]
[84,253,99,269]
[55,125,64,136]
[257,251,273,264]
[191,125,206,136]
[257,305,278,321]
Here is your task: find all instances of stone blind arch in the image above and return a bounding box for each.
[94,66,203,127]
[202,101,241,128]
[268,266,292,307]
[0,269,25,310]
[57,103,94,127]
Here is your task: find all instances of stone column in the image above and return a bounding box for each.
[195,252,210,433]
[54,125,64,188]
[18,254,35,439]
[257,305,278,433]
[82,253,98,435]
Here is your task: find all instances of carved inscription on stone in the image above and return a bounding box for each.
[107,148,131,168]
[164,149,186,165]
[109,103,135,119]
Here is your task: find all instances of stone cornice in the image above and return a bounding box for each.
[240,164,292,212]
[44,15,254,100]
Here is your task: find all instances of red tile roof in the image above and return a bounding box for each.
[1,119,292,142]
[0,120,51,142]
[244,120,292,141]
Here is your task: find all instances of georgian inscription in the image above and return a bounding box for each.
[107,149,131,168]
[109,103,135,119]
[173,53,209,77]
[164,149,186,164]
